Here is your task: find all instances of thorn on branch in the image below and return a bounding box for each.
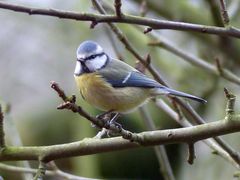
[224,88,236,115]
[0,105,5,149]
[114,0,122,17]
[90,21,98,29]
[187,143,196,165]
[144,27,152,34]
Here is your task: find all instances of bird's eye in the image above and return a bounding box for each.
[90,55,97,59]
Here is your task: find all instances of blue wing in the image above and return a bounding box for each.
[105,71,162,88]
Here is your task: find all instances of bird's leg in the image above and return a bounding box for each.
[92,110,114,128]
[109,113,122,129]
[96,110,114,120]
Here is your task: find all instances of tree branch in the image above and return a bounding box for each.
[147,32,240,86]
[219,0,230,26]
[114,0,122,17]
[187,143,196,165]
[0,114,240,162]
[0,2,240,38]
[90,1,240,169]
[155,99,240,168]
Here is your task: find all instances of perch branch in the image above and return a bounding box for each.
[51,81,141,142]
[0,113,240,162]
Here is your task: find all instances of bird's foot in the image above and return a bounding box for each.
[96,110,114,120]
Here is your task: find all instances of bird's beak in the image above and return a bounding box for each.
[74,60,82,76]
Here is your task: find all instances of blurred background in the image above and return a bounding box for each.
[0,0,240,179]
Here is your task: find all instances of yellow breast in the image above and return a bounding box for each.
[74,73,151,113]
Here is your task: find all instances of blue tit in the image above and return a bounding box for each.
[74,40,206,114]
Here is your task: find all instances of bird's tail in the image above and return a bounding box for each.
[152,87,207,103]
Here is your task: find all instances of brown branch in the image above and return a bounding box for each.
[155,99,240,168]
[0,2,240,38]
[187,143,196,165]
[114,0,122,17]
[51,81,141,143]
[224,88,236,116]
[147,34,240,86]
[91,1,240,168]
[0,115,240,162]
[219,0,230,26]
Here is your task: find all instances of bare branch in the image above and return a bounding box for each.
[0,2,240,38]
[147,33,240,86]
[51,81,141,143]
[0,113,240,162]
[187,143,196,165]
[155,99,240,168]
[224,88,236,116]
[219,0,230,26]
[114,0,122,17]
[33,161,46,180]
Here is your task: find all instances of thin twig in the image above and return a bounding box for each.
[104,27,124,61]
[33,161,46,180]
[187,143,196,165]
[215,58,224,76]
[51,81,142,143]
[219,0,230,26]
[0,2,240,38]
[224,88,236,116]
[114,0,122,17]
[147,33,240,86]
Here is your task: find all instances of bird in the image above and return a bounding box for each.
[74,40,206,121]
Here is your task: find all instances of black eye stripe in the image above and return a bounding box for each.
[84,52,105,61]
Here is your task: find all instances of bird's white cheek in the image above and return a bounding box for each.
[74,61,82,75]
